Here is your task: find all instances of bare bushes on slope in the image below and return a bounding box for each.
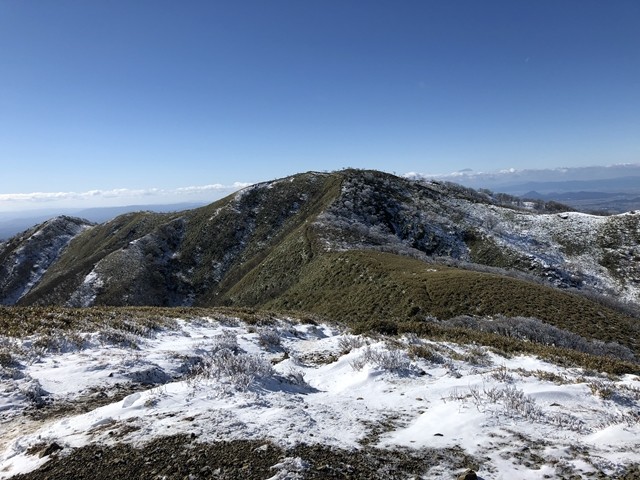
[437,315,636,362]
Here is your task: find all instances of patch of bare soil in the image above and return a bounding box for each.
[9,434,480,480]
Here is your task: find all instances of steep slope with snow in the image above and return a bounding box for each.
[17,172,338,307]
[0,217,93,305]
[313,170,640,302]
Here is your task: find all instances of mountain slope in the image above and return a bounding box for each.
[0,216,93,305]
[18,172,339,307]
[1,169,638,355]
[313,170,639,302]
[3,171,640,480]
[223,249,640,354]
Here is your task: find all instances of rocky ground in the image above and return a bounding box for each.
[10,434,640,479]
[11,434,479,480]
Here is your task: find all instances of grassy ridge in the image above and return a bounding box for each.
[261,250,640,354]
[202,173,342,305]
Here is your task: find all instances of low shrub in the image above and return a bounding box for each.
[190,331,274,392]
[350,345,411,373]
[588,380,616,400]
[439,315,636,362]
[0,350,14,370]
[407,344,446,364]
[257,328,282,351]
[338,335,366,354]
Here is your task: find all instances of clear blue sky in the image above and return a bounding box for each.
[1,0,638,210]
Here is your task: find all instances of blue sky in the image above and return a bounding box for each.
[1,1,639,211]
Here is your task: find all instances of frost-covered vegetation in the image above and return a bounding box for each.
[436,315,636,362]
[314,169,640,303]
[1,310,639,479]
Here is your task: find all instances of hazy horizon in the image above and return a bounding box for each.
[1,163,639,217]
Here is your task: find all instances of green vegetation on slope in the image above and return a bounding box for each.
[18,172,341,307]
[258,250,640,354]
[199,173,342,304]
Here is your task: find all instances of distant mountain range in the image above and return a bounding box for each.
[3,164,638,242]
[411,163,640,213]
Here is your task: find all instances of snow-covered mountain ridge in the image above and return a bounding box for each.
[1,164,639,478]
[0,217,93,306]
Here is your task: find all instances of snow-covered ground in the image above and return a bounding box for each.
[1,316,639,479]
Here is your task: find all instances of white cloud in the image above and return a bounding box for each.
[174,182,252,194]
[0,182,252,210]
